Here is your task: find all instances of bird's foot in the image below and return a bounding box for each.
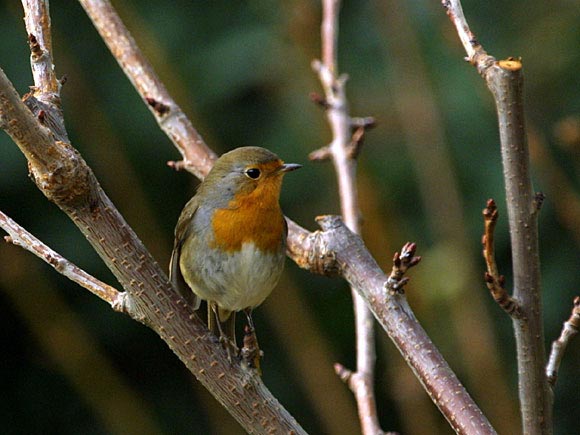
[240,324,263,375]
[217,334,239,363]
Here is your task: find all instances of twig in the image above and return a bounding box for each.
[78,0,216,179]
[0,210,122,307]
[546,297,580,388]
[481,199,522,317]
[312,1,381,433]
[287,217,496,434]
[442,1,551,433]
[22,0,60,97]
[384,242,421,295]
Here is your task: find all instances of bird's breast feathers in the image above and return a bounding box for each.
[183,241,285,312]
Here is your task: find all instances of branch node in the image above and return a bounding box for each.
[533,191,545,213]
[481,199,523,318]
[350,116,376,130]
[311,59,323,73]
[309,92,330,110]
[385,242,420,294]
[334,362,353,383]
[337,73,349,87]
[112,291,130,313]
[315,214,344,231]
[349,116,376,157]
[27,33,43,58]
[306,230,340,277]
[145,97,170,116]
[308,145,332,161]
[167,160,188,171]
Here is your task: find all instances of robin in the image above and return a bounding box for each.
[169,146,301,364]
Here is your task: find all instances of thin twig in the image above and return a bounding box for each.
[442,1,551,433]
[384,242,421,295]
[546,297,580,388]
[22,0,60,97]
[313,1,381,433]
[0,210,122,307]
[481,199,522,317]
[78,0,216,179]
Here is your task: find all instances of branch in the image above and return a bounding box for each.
[442,1,551,433]
[77,0,217,179]
[546,297,580,388]
[334,241,420,432]
[311,1,380,433]
[287,217,496,434]
[0,3,306,433]
[481,199,522,317]
[0,210,122,307]
[23,0,60,96]
[5,2,497,433]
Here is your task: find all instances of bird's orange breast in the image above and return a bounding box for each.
[210,176,285,254]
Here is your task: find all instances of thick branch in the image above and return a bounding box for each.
[3,3,307,430]
[1,68,305,434]
[488,57,550,435]
[288,217,496,434]
[442,1,551,433]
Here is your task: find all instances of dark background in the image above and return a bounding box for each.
[1,1,578,434]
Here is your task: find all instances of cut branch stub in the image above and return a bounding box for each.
[145,97,171,116]
[304,216,342,276]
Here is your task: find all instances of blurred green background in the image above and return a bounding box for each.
[1,0,579,434]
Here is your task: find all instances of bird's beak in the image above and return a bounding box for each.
[279,163,302,173]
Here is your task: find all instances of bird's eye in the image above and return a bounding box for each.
[244,168,261,179]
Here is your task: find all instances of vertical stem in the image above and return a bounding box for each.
[488,60,552,434]
[319,1,379,433]
[321,0,339,72]
[441,2,552,431]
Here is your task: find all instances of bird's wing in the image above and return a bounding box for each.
[169,196,201,310]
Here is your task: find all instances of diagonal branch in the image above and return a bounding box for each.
[78,0,216,179]
[442,1,551,433]
[0,3,307,433]
[0,210,122,307]
[0,60,306,435]
[288,217,496,434]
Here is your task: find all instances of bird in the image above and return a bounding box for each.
[169,146,300,364]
